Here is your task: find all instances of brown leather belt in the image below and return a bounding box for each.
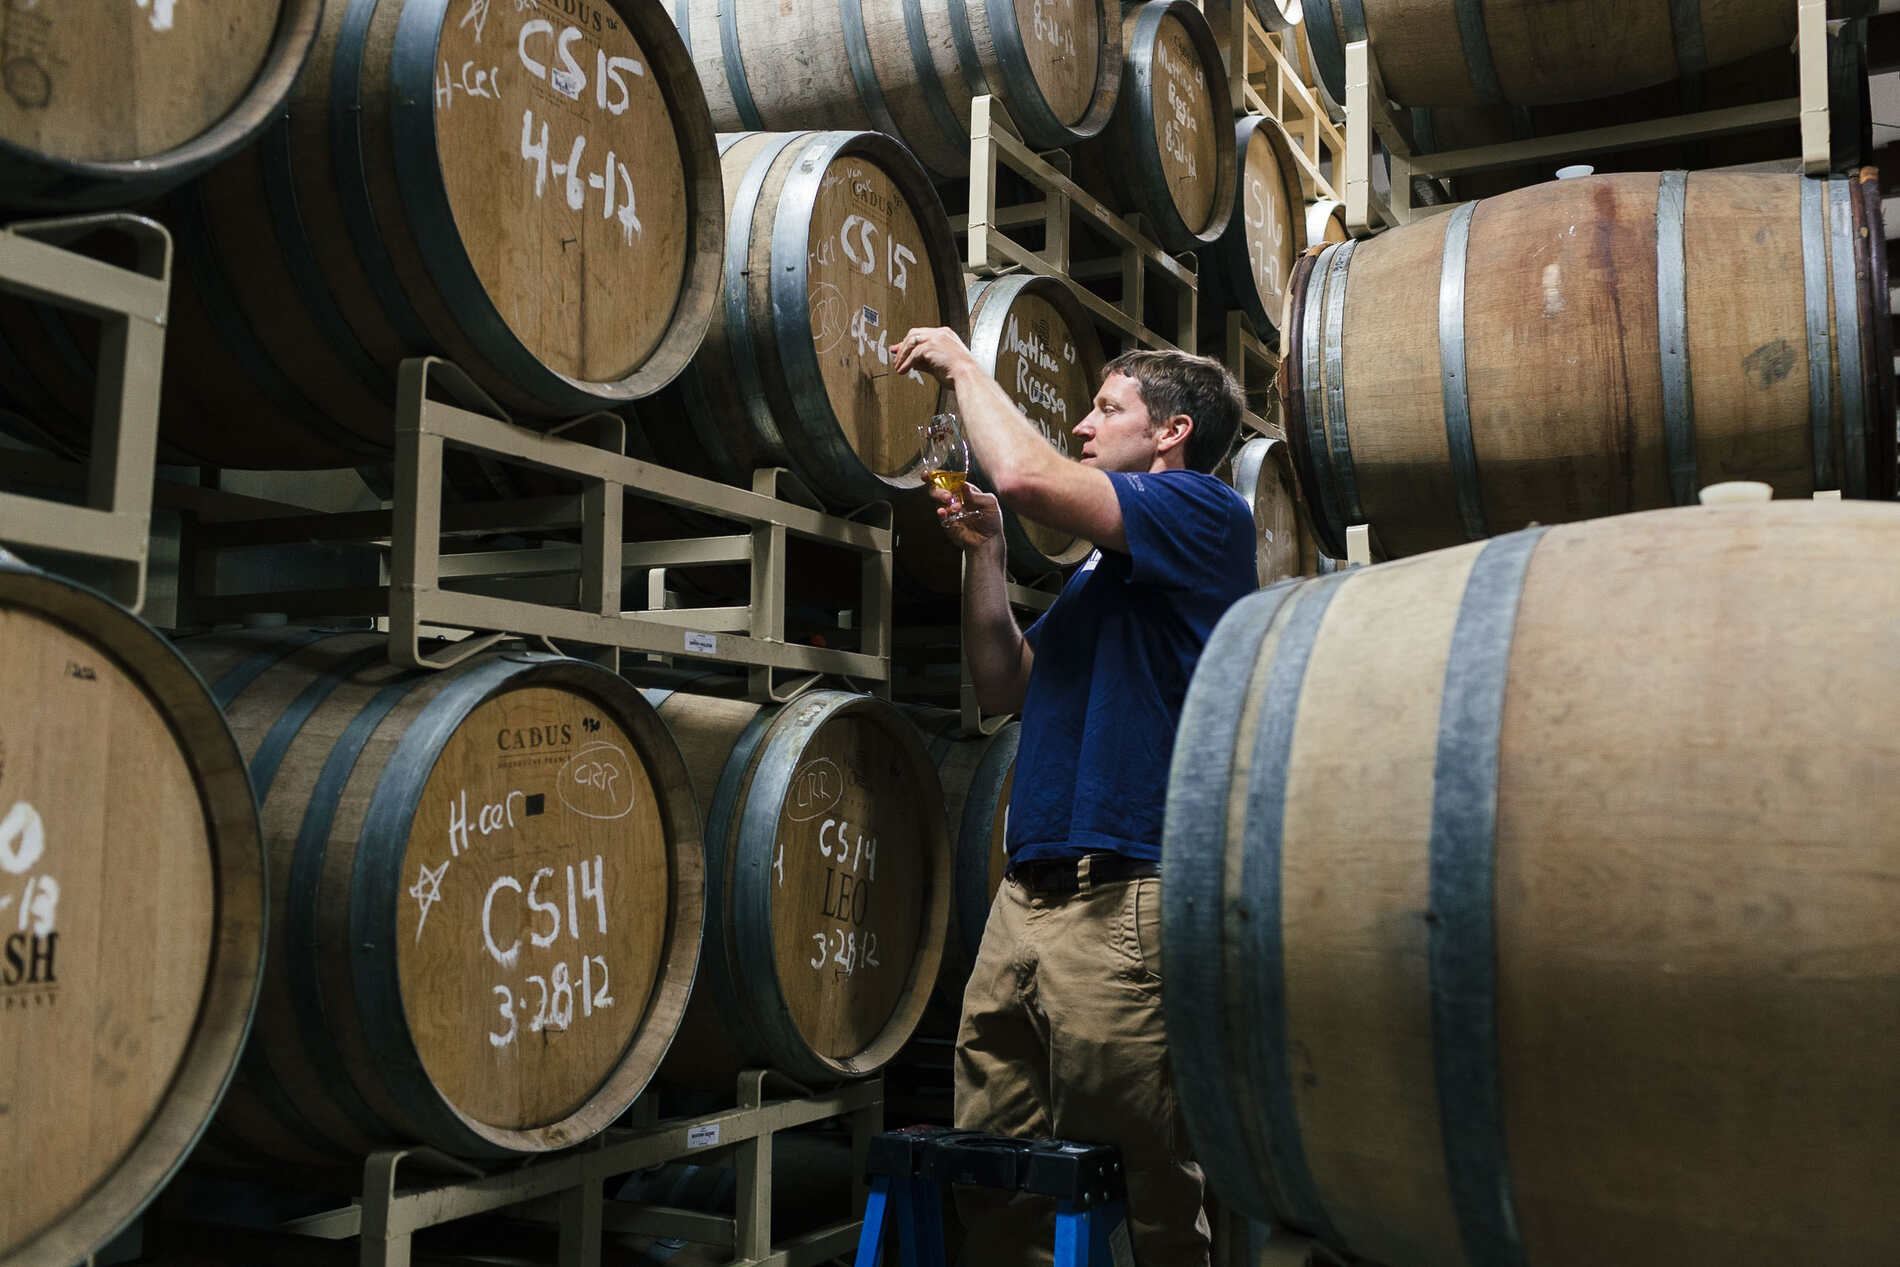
[1009,853,1160,897]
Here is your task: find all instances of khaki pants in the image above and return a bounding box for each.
[953,871,1210,1267]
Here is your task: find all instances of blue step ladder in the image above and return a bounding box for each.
[853,1126,1131,1267]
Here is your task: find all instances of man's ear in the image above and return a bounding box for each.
[1157,413,1194,457]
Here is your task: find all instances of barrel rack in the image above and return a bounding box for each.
[150,1071,883,1267]
[957,96,1199,356]
[889,567,1060,738]
[1203,0,1346,202]
[1342,0,1836,234]
[176,357,895,702]
[1223,312,1283,441]
[0,212,170,613]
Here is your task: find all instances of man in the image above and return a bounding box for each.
[893,329,1257,1267]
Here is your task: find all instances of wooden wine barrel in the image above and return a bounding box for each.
[643,689,950,1087]
[1229,435,1317,585]
[174,630,703,1162]
[661,0,1120,179]
[0,1,319,211]
[968,274,1105,578]
[92,0,724,469]
[1305,199,1348,247]
[677,130,970,513]
[901,707,1017,1010]
[1163,500,1900,1267]
[0,553,265,1264]
[1075,1,1233,252]
[1200,116,1306,342]
[1283,170,1897,560]
[1301,0,1876,111]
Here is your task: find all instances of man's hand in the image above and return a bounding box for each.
[934,483,1004,553]
[894,326,977,384]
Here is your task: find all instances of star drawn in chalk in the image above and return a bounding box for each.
[460,0,492,44]
[409,859,450,943]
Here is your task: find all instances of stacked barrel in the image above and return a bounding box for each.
[175,630,707,1164]
[1169,5,1900,1267]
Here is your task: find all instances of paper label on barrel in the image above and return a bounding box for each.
[0,0,280,162]
[806,154,943,481]
[768,713,927,1060]
[0,610,214,1246]
[398,686,669,1129]
[1150,13,1218,232]
[433,1,689,382]
[1242,127,1294,316]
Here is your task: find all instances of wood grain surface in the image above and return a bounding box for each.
[766,711,929,1060]
[1235,437,1317,585]
[667,0,1116,175]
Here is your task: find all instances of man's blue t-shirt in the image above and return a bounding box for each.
[1007,468,1258,865]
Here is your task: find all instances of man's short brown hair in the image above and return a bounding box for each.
[1101,349,1244,474]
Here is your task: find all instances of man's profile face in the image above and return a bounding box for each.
[1074,371,1163,474]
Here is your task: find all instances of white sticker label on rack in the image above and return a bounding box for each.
[684,632,718,655]
[687,1124,721,1149]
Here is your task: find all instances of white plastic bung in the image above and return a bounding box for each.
[1698,480,1774,505]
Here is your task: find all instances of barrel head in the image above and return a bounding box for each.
[805,151,943,483]
[1149,11,1219,236]
[1239,124,1298,330]
[431,0,690,385]
[767,709,932,1063]
[0,608,216,1255]
[982,283,1095,566]
[397,685,669,1131]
